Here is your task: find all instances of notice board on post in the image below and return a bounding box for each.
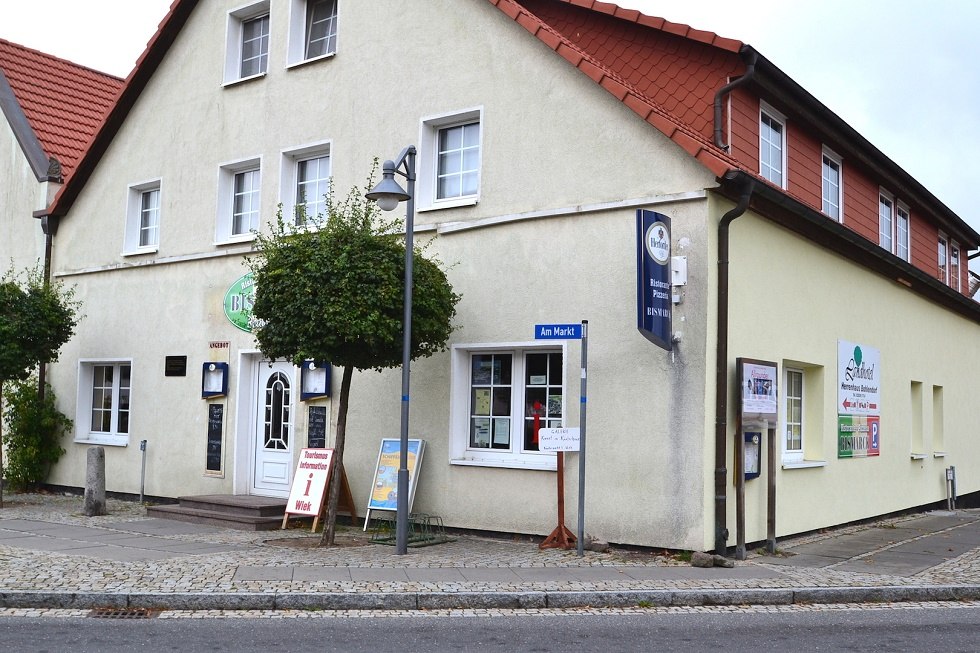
[363,438,425,529]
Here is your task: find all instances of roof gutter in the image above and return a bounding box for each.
[714,173,754,555]
[713,48,758,151]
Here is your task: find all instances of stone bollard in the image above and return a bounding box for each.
[83,446,107,517]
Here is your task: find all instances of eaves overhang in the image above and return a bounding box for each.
[738,45,980,249]
[0,68,50,181]
[716,169,980,325]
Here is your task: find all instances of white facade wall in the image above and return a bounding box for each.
[0,115,47,274]
[41,0,980,552]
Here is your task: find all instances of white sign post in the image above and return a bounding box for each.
[282,448,334,532]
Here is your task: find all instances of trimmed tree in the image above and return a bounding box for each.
[247,177,460,546]
[0,267,80,507]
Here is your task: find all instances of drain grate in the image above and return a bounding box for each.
[88,607,159,619]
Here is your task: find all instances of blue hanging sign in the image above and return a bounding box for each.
[636,209,672,351]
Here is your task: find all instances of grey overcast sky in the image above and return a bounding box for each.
[3,0,978,241]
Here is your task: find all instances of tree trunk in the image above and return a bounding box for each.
[320,365,353,546]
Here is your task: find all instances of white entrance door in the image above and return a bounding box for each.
[251,360,294,497]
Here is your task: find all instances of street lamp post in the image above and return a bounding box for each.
[366,146,416,555]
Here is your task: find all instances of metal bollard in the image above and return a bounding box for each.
[139,440,148,504]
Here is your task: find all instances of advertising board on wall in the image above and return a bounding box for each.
[636,209,672,351]
[837,340,881,457]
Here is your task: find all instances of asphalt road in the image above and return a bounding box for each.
[0,605,978,652]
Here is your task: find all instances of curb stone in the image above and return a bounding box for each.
[3,586,980,611]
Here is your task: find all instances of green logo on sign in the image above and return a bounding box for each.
[224,272,255,332]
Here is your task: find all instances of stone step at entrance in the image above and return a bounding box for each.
[146,495,309,531]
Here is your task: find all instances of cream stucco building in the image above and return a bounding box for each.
[9,0,979,553]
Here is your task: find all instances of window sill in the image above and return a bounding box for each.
[214,233,257,247]
[910,453,927,460]
[451,456,556,472]
[933,451,947,458]
[418,196,478,213]
[286,52,335,70]
[222,72,267,88]
[75,435,128,447]
[781,460,826,470]
[121,246,159,257]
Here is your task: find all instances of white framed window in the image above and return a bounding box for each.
[418,107,483,211]
[450,343,564,470]
[938,233,948,284]
[123,179,161,254]
[287,0,338,65]
[896,203,910,262]
[223,2,271,84]
[759,102,786,188]
[950,241,961,291]
[280,142,331,226]
[879,192,893,252]
[783,368,804,463]
[75,360,132,447]
[216,158,261,244]
[821,148,842,221]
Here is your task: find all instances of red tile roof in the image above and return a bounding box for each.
[490,0,744,178]
[0,38,123,180]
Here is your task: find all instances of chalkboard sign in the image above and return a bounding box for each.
[206,403,224,473]
[308,405,327,448]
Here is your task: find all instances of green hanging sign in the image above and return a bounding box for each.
[223,272,255,332]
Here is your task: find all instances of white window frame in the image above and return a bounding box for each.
[123,179,162,255]
[895,202,910,262]
[782,367,804,464]
[279,141,331,227]
[820,147,842,222]
[75,359,133,447]
[449,342,564,470]
[879,190,898,255]
[950,240,961,291]
[759,101,786,189]
[223,1,271,85]
[216,157,262,244]
[287,0,338,66]
[418,107,483,211]
[938,232,949,284]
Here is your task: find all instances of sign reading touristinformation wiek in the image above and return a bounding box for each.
[837,340,881,458]
[636,209,671,351]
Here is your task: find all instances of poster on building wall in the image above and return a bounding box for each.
[636,209,672,351]
[838,340,881,457]
[738,359,778,420]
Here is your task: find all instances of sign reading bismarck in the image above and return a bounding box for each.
[636,209,672,351]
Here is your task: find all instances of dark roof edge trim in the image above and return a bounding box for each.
[741,46,980,247]
[718,170,980,324]
[47,0,198,218]
[0,69,50,181]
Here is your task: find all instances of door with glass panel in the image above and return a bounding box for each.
[251,361,294,496]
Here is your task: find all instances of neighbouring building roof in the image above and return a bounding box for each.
[0,38,123,181]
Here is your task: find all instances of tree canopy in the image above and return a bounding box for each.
[0,265,80,507]
[246,176,460,545]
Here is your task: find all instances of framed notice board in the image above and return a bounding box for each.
[205,403,224,475]
[307,405,327,448]
[363,438,425,529]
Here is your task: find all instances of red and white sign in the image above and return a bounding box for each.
[285,448,334,517]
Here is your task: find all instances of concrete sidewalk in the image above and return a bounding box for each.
[1,493,979,611]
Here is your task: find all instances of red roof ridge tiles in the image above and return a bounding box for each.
[488,0,742,178]
[0,38,124,181]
